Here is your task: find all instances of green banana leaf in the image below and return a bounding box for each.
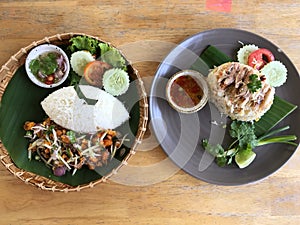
[0,66,140,186]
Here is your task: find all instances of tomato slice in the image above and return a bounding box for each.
[44,74,55,85]
[83,60,111,87]
[247,48,275,70]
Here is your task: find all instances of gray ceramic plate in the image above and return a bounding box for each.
[149,28,300,185]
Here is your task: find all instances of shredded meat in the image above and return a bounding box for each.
[207,62,275,121]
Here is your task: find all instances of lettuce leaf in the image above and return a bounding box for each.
[68,36,127,71]
[99,43,127,71]
[69,36,99,55]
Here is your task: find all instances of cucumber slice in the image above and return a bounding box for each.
[261,61,288,87]
[70,51,95,76]
[237,44,259,65]
[103,68,130,96]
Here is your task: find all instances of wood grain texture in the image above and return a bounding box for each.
[0,0,300,224]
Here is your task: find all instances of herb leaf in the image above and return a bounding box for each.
[202,139,228,167]
[29,59,40,75]
[66,131,77,144]
[229,121,258,149]
[29,52,58,76]
[247,74,262,93]
[202,139,224,157]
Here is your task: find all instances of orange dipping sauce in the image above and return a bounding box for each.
[170,75,203,108]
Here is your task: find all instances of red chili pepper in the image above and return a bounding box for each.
[247,48,275,70]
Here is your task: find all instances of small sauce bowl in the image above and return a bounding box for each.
[166,70,208,114]
[25,44,70,88]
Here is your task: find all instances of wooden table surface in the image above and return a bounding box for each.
[0,0,300,224]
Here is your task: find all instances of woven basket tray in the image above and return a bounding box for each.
[0,32,148,192]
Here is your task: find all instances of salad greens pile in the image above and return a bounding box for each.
[67,35,127,85]
[69,35,99,55]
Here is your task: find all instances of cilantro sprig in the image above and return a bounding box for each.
[247,74,262,93]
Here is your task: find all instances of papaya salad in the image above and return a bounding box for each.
[24,118,128,176]
[24,35,132,176]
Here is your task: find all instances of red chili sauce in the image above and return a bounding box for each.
[170,75,203,108]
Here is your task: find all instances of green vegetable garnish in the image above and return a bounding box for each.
[66,130,77,144]
[29,52,58,76]
[69,35,99,55]
[29,59,40,75]
[203,121,297,168]
[202,139,227,167]
[229,121,258,149]
[46,125,56,134]
[99,43,127,71]
[247,74,262,93]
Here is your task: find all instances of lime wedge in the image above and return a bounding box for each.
[70,50,95,76]
[235,148,256,169]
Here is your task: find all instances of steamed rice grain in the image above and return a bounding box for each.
[41,85,129,133]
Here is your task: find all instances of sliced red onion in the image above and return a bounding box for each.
[38,71,47,79]
[56,54,64,67]
[53,166,66,176]
[61,61,67,72]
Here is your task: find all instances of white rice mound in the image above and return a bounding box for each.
[41,85,129,133]
[206,62,275,121]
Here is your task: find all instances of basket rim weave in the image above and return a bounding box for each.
[0,32,148,192]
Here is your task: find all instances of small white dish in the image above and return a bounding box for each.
[25,44,70,88]
[166,70,208,114]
